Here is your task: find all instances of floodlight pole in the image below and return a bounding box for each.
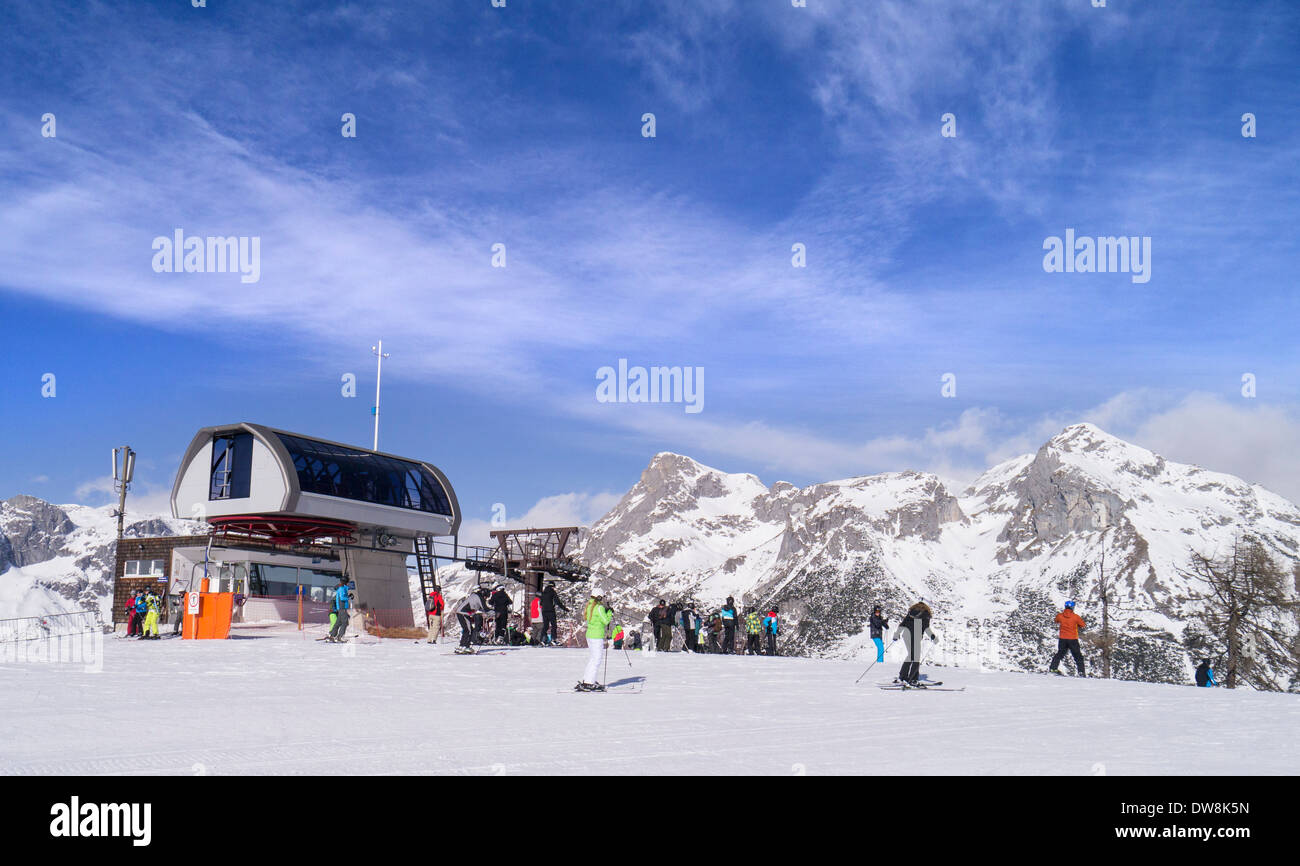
[371,341,390,451]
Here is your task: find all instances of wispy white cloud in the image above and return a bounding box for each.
[575,389,1300,506]
[456,491,624,548]
[73,475,174,517]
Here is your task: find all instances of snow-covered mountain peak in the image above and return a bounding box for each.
[1042,423,1165,485]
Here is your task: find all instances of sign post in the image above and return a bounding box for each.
[186,591,200,639]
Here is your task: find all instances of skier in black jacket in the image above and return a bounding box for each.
[720,596,739,654]
[539,581,567,645]
[679,603,698,652]
[892,602,936,685]
[488,585,512,643]
[649,600,670,651]
[869,606,889,663]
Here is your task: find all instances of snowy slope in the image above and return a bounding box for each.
[578,425,1300,687]
[1,632,1295,775]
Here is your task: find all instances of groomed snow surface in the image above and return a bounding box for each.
[2,627,1297,776]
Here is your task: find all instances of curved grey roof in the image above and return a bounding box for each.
[170,422,461,536]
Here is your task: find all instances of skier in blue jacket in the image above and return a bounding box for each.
[134,592,148,637]
[762,606,779,656]
[1195,658,1217,687]
[327,576,351,643]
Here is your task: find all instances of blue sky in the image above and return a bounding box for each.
[2,0,1299,536]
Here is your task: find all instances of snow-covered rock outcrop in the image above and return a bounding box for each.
[0,497,203,621]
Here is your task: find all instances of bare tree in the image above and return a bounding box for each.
[1083,527,1147,679]
[1180,536,1300,691]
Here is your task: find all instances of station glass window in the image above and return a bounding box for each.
[275,433,452,515]
[210,432,253,500]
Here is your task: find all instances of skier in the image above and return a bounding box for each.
[679,602,698,652]
[134,591,148,637]
[539,581,568,646]
[762,606,779,656]
[720,596,739,654]
[489,584,512,643]
[578,592,615,691]
[170,590,185,635]
[1049,600,1086,676]
[426,584,445,644]
[612,622,625,650]
[1195,658,1217,688]
[125,592,140,637]
[707,613,723,653]
[142,589,161,639]
[891,601,936,685]
[744,607,762,655]
[869,605,889,663]
[453,587,490,654]
[649,600,671,651]
[327,575,351,643]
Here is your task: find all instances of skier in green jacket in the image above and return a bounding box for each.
[578,591,615,692]
[744,608,762,655]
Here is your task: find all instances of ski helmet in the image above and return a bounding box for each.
[1064,600,1075,609]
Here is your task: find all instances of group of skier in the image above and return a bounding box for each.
[436,584,1221,690]
[647,597,780,656]
[439,581,782,660]
[880,598,1085,686]
[441,580,570,654]
[122,588,162,639]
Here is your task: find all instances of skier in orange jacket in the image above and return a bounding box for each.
[1049,601,1086,676]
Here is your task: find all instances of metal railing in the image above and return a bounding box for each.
[0,610,104,644]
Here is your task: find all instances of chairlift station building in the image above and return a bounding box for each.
[160,423,461,627]
[111,422,588,634]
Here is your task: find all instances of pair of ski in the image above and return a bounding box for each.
[562,682,643,695]
[877,680,965,691]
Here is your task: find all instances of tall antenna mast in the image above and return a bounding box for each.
[371,340,390,451]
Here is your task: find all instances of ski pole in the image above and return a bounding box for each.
[603,626,613,681]
[854,659,878,684]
